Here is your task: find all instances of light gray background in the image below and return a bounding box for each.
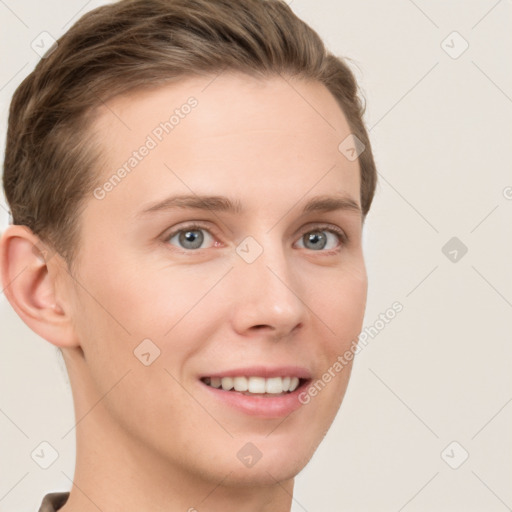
[1,1,511,511]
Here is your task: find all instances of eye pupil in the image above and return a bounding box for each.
[304,231,327,250]
[179,229,204,249]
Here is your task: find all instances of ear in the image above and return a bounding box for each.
[0,224,80,348]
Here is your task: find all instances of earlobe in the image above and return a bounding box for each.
[0,224,80,348]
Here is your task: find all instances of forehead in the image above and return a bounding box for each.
[100,72,350,133]
[88,72,360,217]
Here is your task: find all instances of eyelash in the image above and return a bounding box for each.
[163,222,348,254]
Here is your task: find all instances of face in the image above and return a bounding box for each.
[64,72,367,486]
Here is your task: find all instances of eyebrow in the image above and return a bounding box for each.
[137,193,362,217]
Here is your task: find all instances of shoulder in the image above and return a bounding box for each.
[37,492,70,512]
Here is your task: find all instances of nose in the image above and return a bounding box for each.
[229,239,306,340]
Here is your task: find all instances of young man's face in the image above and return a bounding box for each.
[64,72,367,486]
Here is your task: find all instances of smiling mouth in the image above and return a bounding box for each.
[200,376,307,396]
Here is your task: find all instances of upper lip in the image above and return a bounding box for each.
[201,365,312,380]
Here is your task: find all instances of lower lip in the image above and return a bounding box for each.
[200,380,309,418]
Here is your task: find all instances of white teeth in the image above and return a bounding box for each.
[289,377,299,392]
[210,377,222,388]
[206,376,303,394]
[248,377,266,393]
[221,377,234,391]
[233,376,248,392]
[265,377,284,394]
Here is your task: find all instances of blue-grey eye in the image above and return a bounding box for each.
[168,228,213,250]
[297,230,340,251]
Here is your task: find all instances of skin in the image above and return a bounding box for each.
[1,72,367,512]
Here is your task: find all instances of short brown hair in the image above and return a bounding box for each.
[3,0,377,269]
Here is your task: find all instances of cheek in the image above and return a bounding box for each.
[302,262,367,411]
[73,258,231,388]
[312,263,367,348]
[78,253,211,331]
[68,259,213,428]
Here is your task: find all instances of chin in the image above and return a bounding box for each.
[219,431,319,486]
[219,455,310,488]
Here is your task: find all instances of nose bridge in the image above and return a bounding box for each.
[230,233,305,336]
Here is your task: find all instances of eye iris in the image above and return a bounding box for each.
[304,231,327,250]
[179,229,204,249]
